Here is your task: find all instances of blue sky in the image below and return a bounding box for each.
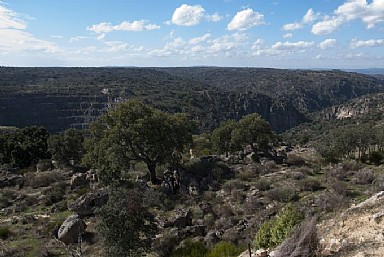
[0,0,383,68]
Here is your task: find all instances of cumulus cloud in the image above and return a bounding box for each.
[0,4,57,53]
[282,8,320,31]
[283,33,293,38]
[170,4,221,26]
[350,38,384,48]
[319,38,337,49]
[171,4,205,26]
[312,0,384,35]
[227,8,265,31]
[311,16,344,35]
[87,20,160,33]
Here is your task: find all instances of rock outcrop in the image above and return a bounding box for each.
[68,188,109,217]
[57,214,86,244]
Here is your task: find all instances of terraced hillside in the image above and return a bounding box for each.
[0,67,383,133]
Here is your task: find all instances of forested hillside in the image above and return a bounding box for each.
[0,67,383,133]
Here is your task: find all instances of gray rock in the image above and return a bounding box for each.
[68,188,109,216]
[57,214,86,244]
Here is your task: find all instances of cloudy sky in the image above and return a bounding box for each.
[0,0,383,68]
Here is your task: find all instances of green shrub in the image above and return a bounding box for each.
[254,204,303,250]
[206,241,244,257]
[267,186,298,203]
[255,178,271,191]
[170,239,208,257]
[299,177,322,191]
[0,226,11,240]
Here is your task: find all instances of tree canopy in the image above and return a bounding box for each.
[48,128,84,167]
[211,113,276,158]
[83,100,194,184]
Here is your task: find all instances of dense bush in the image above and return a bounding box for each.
[254,204,303,249]
[298,177,322,192]
[206,241,244,257]
[255,178,271,191]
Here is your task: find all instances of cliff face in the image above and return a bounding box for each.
[0,67,383,133]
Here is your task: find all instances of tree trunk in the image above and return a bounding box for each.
[147,163,160,185]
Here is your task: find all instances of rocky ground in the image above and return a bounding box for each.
[0,147,383,257]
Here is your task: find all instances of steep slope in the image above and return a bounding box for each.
[318,191,384,256]
[0,67,383,133]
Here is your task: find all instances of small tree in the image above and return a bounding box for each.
[234,113,276,153]
[97,186,157,257]
[48,128,84,166]
[83,100,194,184]
[211,120,238,157]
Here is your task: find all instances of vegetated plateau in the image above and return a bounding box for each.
[0,67,384,257]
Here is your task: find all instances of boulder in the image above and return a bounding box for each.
[68,188,109,216]
[173,210,193,229]
[57,214,86,244]
[70,173,88,189]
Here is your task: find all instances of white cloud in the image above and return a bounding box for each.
[0,5,27,29]
[227,8,265,31]
[251,39,264,50]
[171,4,205,26]
[0,4,57,53]
[303,8,319,23]
[282,8,319,31]
[350,38,384,48]
[311,16,344,35]
[312,0,384,35]
[283,33,293,38]
[282,22,303,31]
[103,41,129,52]
[189,33,211,44]
[254,40,314,56]
[206,13,222,22]
[209,33,248,52]
[87,20,160,33]
[319,38,337,49]
[272,40,314,50]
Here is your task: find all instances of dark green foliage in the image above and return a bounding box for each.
[48,128,84,166]
[97,187,157,257]
[170,239,208,257]
[211,120,238,156]
[83,100,194,185]
[0,226,11,240]
[368,151,384,165]
[211,113,276,157]
[0,126,49,168]
[254,204,303,250]
[192,133,213,157]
